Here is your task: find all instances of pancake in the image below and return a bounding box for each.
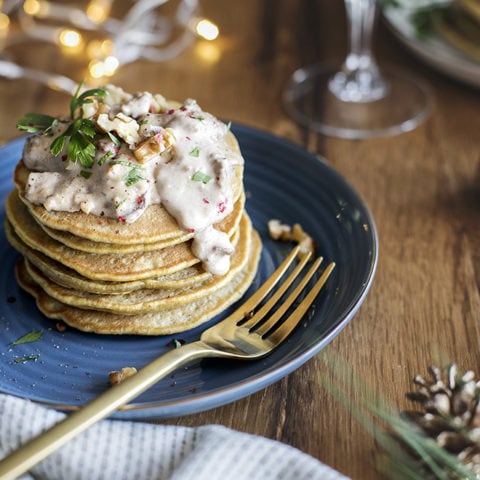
[21,214,252,314]
[16,229,261,335]
[7,190,244,281]
[5,222,211,294]
[33,191,244,254]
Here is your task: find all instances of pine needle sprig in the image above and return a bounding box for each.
[372,404,477,479]
[317,353,479,480]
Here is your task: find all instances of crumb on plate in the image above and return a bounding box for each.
[109,366,138,385]
[267,219,316,255]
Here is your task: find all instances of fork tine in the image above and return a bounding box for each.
[241,251,315,330]
[265,262,336,345]
[253,256,324,336]
[218,245,301,326]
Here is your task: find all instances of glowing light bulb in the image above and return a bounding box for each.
[23,0,49,17]
[195,41,221,64]
[86,0,110,24]
[87,39,103,59]
[0,12,10,32]
[87,38,114,59]
[59,29,82,48]
[23,0,41,15]
[101,39,114,55]
[89,59,105,78]
[103,55,119,76]
[195,19,219,41]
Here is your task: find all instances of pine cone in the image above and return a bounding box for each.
[402,364,480,475]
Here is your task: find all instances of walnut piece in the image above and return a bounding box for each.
[133,128,176,163]
[97,112,140,146]
[109,366,138,385]
[267,219,315,255]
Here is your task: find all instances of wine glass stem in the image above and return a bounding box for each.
[329,0,388,103]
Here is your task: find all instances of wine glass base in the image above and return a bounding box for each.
[283,64,432,139]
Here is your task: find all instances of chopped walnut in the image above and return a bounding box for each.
[121,92,153,117]
[81,100,98,119]
[133,128,176,163]
[97,112,140,146]
[268,219,316,255]
[109,366,138,385]
[268,219,291,241]
[81,99,108,120]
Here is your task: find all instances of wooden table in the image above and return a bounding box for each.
[1,1,479,478]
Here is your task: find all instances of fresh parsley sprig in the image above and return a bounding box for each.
[16,113,59,134]
[17,83,145,188]
[69,82,106,118]
[17,81,106,168]
[50,118,97,168]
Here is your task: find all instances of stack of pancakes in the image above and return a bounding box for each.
[5,110,261,336]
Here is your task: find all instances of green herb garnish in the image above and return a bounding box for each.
[106,131,121,147]
[189,146,200,157]
[14,355,40,364]
[16,81,105,169]
[114,199,126,210]
[98,150,113,166]
[191,171,211,184]
[12,330,43,346]
[16,113,58,134]
[109,159,145,187]
[51,118,97,168]
[69,81,106,118]
[124,166,145,186]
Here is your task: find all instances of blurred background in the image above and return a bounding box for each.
[0,0,303,140]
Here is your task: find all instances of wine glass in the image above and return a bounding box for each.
[283,0,432,139]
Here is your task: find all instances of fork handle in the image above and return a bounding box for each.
[0,340,214,480]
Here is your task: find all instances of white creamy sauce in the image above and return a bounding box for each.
[191,226,234,276]
[22,87,243,275]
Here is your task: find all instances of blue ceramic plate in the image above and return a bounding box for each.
[0,125,377,419]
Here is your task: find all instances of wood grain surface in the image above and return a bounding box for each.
[1,1,479,478]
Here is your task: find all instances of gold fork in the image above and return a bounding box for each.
[0,246,335,480]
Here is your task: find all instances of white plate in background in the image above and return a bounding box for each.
[383,5,480,88]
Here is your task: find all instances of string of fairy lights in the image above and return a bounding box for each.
[0,0,220,88]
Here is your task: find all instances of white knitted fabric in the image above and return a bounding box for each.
[0,394,349,480]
